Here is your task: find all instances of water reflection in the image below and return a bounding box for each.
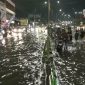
[55,43,85,85]
[1,27,85,85]
[0,28,44,85]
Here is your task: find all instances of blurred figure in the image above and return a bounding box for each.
[75,30,79,41]
[3,27,7,37]
[3,21,9,37]
[68,27,72,42]
[80,28,84,39]
[56,40,63,55]
[56,28,62,40]
[46,64,51,85]
[0,19,1,32]
[0,26,2,32]
[62,29,68,50]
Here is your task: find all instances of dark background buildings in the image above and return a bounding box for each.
[15,0,85,18]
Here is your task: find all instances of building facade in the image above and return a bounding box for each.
[0,0,6,24]
[6,0,15,20]
[0,0,15,27]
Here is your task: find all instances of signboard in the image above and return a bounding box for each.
[83,9,85,17]
[20,19,28,26]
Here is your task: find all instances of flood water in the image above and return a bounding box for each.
[55,41,85,85]
[0,29,45,85]
[0,28,85,85]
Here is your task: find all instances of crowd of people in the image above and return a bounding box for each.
[48,25,85,54]
[55,27,72,54]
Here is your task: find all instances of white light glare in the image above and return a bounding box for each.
[59,9,62,12]
[56,25,60,28]
[57,1,60,4]
[0,34,3,40]
[44,1,47,5]
[68,14,71,18]
[75,12,77,14]
[2,30,5,34]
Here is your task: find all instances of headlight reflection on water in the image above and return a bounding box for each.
[2,39,6,46]
[0,35,3,40]
[13,29,17,33]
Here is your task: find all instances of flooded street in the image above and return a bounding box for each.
[0,27,47,85]
[55,41,85,85]
[0,0,85,85]
[0,27,85,85]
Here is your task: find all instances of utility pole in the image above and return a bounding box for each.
[48,0,51,24]
[47,0,51,36]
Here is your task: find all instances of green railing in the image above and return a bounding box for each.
[42,33,60,85]
[50,63,60,85]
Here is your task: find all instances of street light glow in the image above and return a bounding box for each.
[68,14,71,17]
[64,14,67,17]
[59,9,62,12]
[57,1,60,4]
[75,12,77,14]
[44,1,47,5]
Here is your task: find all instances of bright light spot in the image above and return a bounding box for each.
[79,12,82,14]
[68,14,71,17]
[56,25,60,28]
[23,28,25,31]
[62,24,65,26]
[64,14,67,17]
[7,33,11,38]
[2,30,5,34]
[44,1,47,5]
[11,21,15,24]
[18,29,23,32]
[0,34,3,40]
[6,20,9,23]
[18,41,23,45]
[83,9,85,17]
[13,29,17,32]
[12,32,17,37]
[75,12,77,14]
[14,37,18,42]
[82,27,85,30]
[59,9,62,12]
[57,1,60,4]
[18,33,22,40]
[31,27,34,33]
[2,39,6,45]
[33,22,35,27]
[77,26,80,30]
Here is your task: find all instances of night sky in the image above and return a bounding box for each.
[15,0,85,19]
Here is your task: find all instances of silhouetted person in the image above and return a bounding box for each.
[68,27,72,42]
[75,30,79,41]
[80,28,84,39]
[62,29,68,50]
[57,40,63,54]
[3,27,7,37]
